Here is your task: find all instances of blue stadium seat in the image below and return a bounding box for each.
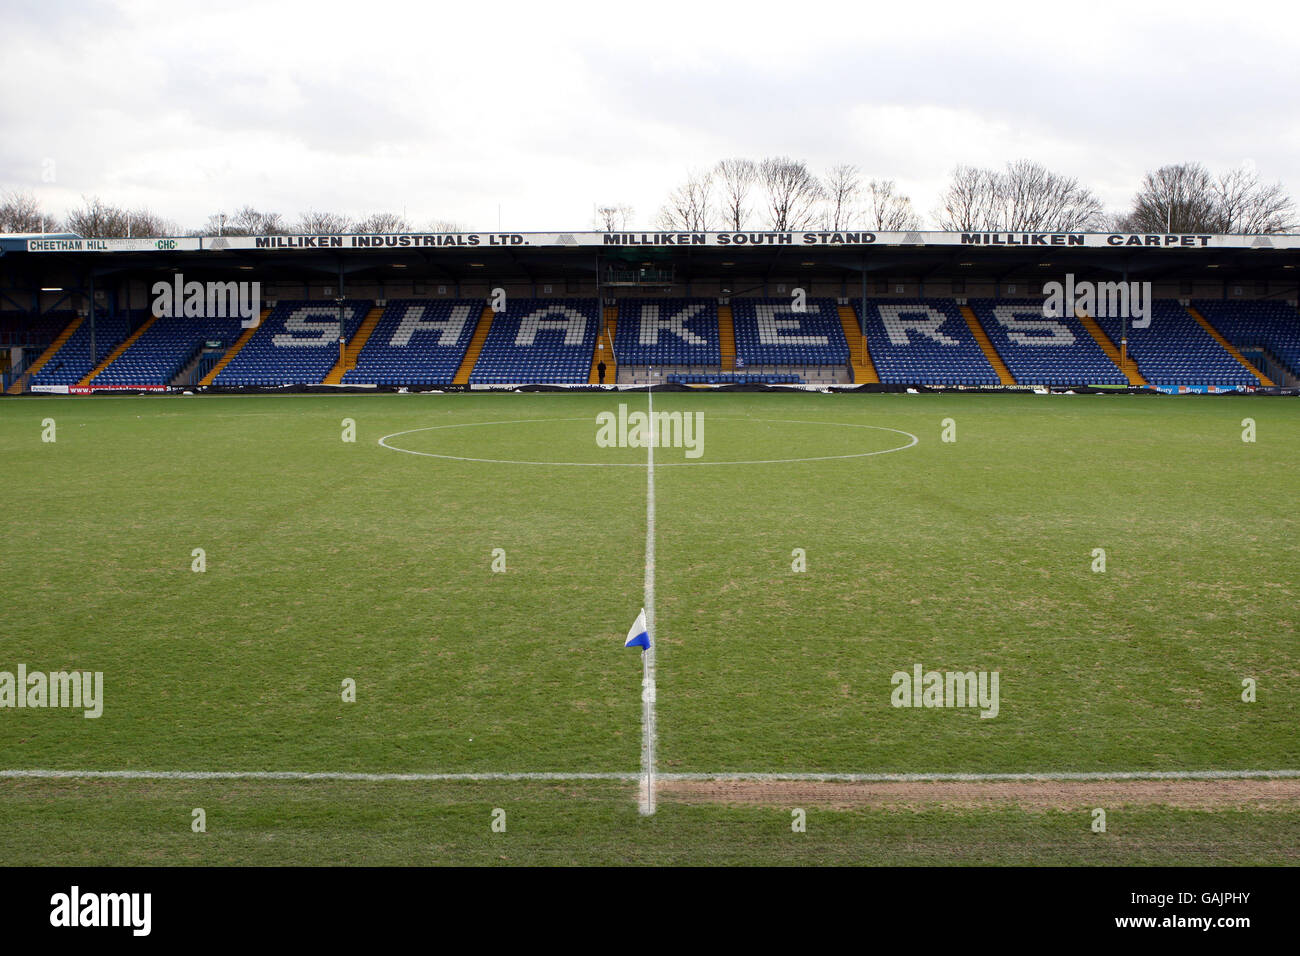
[0,311,73,349]
[468,298,598,384]
[96,314,245,386]
[1094,301,1259,387]
[856,299,999,385]
[342,300,481,385]
[1193,299,1300,379]
[731,298,848,366]
[213,300,369,386]
[615,299,720,366]
[30,311,134,386]
[969,298,1126,386]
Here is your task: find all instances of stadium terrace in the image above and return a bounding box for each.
[1,230,1297,395]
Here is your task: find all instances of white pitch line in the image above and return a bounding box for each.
[377,418,919,467]
[2,769,1297,783]
[0,770,635,782]
[650,770,1300,782]
[640,388,657,816]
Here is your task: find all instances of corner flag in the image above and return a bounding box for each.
[625,608,650,650]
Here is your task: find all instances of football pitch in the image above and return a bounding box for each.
[1,391,1297,865]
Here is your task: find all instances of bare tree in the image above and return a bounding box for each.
[864,178,920,231]
[123,208,175,237]
[1117,162,1219,233]
[197,212,227,236]
[65,196,156,237]
[821,164,860,231]
[66,197,125,237]
[594,204,634,231]
[714,157,758,231]
[196,206,285,236]
[0,189,56,233]
[297,209,353,234]
[1118,162,1296,233]
[426,218,466,232]
[353,212,411,234]
[936,166,999,231]
[233,206,285,235]
[759,156,824,231]
[936,162,1102,231]
[1212,165,1294,234]
[999,160,1103,231]
[658,168,714,231]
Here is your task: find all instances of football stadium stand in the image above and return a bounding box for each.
[969,298,1127,386]
[324,305,384,384]
[717,304,737,370]
[5,227,1299,393]
[1193,299,1300,381]
[29,312,132,387]
[2,291,1294,391]
[0,310,74,348]
[91,315,246,386]
[588,306,617,384]
[213,300,370,386]
[1093,301,1261,387]
[615,298,721,367]
[731,297,848,368]
[857,299,1000,386]
[468,298,599,384]
[341,300,481,385]
[837,303,879,384]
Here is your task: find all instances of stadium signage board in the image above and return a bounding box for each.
[25,237,201,252]
[214,231,1300,250]
[20,232,1300,252]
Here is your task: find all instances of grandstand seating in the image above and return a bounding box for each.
[213,300,369,386]
[0,311,74,348]
[969,298,1127,386]
[1193,300,1300,379]
[30,312,132,386]
[1094,301,1260,386]
[95,315,246,386]
[342,300,480,385]
[615,299,720,366]
[6,295,1289,389]
[468,299,598,384]
[857,299,999,385]
[731,298,848,367]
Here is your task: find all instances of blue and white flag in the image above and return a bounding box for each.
[624,609,650,650]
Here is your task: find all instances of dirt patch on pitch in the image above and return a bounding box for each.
[657,778,1300,810]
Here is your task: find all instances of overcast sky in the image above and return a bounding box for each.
[3,0,1298,232]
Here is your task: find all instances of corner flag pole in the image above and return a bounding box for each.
[642,635,656,815]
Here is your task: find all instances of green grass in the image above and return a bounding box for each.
[1,392,1296,863]
[2,779,1296,866]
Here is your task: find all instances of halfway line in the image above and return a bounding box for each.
[3,769,1297,783]
[640,388,657,816]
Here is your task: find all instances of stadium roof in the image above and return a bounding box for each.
[0,231,81,250]
[4,230,1300,286]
